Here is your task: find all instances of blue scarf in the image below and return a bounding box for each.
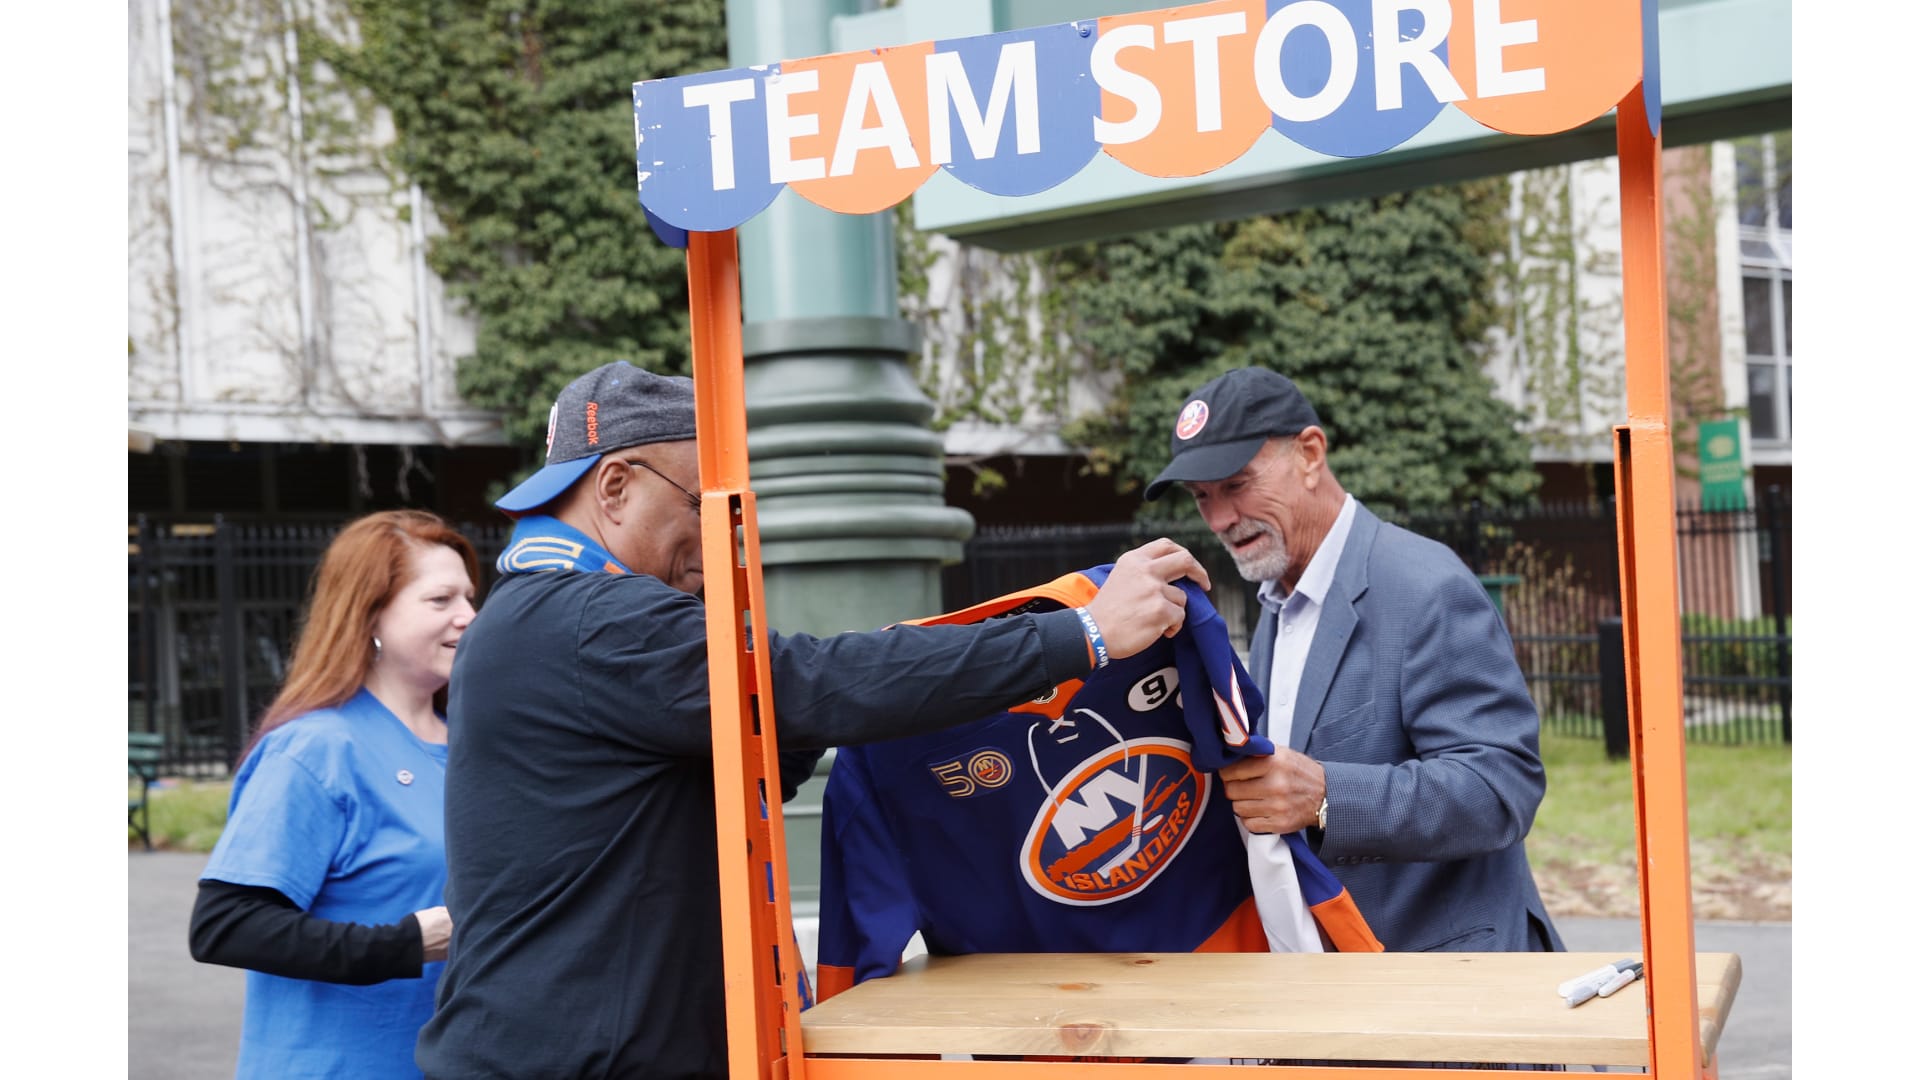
[496,515,631,577]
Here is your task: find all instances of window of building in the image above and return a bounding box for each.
[1735,132,1792,444]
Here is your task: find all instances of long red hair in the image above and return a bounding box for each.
[238,510,480,767]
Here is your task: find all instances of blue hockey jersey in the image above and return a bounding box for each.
[815,567,1379,1002]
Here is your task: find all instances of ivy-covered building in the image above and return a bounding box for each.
[1477,134,1792,508]
[126,1,519,522]
[126,2,1789,528]
[905,133,1793,525]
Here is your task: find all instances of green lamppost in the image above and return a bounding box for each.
[725,0,972,635]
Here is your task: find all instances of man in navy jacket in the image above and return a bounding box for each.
[1145,366,1563,956]
[418,361,1212,1079]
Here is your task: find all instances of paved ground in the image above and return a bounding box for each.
[129,853,244,1080]
[1556,915,1789,1079]
[131,851,1788,1078]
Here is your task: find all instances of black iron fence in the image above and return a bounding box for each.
[129,490,1790,775]
[127,518,513,777]
[942,488,1792,748]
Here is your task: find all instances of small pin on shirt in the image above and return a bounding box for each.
[397,769,415,786]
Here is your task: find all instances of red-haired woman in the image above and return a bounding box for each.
[189,510,478,1079]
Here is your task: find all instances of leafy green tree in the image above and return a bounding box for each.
[1050,180,1538,519]
[312,0,728,454]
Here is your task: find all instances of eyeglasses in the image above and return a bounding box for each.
[625,459,702,515]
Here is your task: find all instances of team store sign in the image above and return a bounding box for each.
[632,0,1653,231]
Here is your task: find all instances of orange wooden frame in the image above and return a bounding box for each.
[683,82,1704,1079]
[1613,86,1704,1080]
[689,228,811,1080]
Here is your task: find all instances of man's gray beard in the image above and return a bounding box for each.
[1221,520,1289,583]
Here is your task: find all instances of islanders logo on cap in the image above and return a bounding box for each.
[1019,735,1208,906]
[1175,400,1208,440]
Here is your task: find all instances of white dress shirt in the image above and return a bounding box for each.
[1240,493,1357,954]
[1258,493,1359,742]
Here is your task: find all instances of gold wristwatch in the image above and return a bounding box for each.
[1315,795,1329,832]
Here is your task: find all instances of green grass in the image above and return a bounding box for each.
[131,780,232,852]
[1528,730,1791,879]
[137,734,1795,876]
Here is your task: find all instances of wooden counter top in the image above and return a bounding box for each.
[801,951,1741,1067]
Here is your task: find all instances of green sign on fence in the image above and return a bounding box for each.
[1699,419,1748,511]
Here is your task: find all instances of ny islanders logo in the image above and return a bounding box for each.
[1019,715,1208,907]
[1175,400,1208,440]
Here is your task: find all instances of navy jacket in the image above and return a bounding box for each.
[1250,502,1564,954]
[419,551,1094,1079]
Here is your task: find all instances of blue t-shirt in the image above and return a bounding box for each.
[202,687,449,1079]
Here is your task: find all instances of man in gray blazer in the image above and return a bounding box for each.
[1146,367,1563,954]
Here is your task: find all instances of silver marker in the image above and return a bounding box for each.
[1556,958,1638,998]
[1556,964,1619,998]
[1597,963,1645,998]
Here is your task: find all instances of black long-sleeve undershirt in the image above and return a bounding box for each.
[188,878,426,985]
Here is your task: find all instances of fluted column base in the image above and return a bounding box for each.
[744,316,973,632]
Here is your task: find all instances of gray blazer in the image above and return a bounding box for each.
[1249,502,1564,953]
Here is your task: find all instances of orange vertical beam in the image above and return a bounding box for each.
[1612,86,1703,1079]
[687,228,810,1080]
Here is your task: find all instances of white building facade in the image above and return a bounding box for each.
[1478,134,1793,501]
[127,0,497,452]
[126,2,1791,520]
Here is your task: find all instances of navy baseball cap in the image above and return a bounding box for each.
[495,361,697,514]
[1143,368,1321,501]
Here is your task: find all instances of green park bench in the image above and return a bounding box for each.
[128,732,165,851]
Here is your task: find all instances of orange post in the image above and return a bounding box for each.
[1613,86,1704,1079]
[687,228,811,1080]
